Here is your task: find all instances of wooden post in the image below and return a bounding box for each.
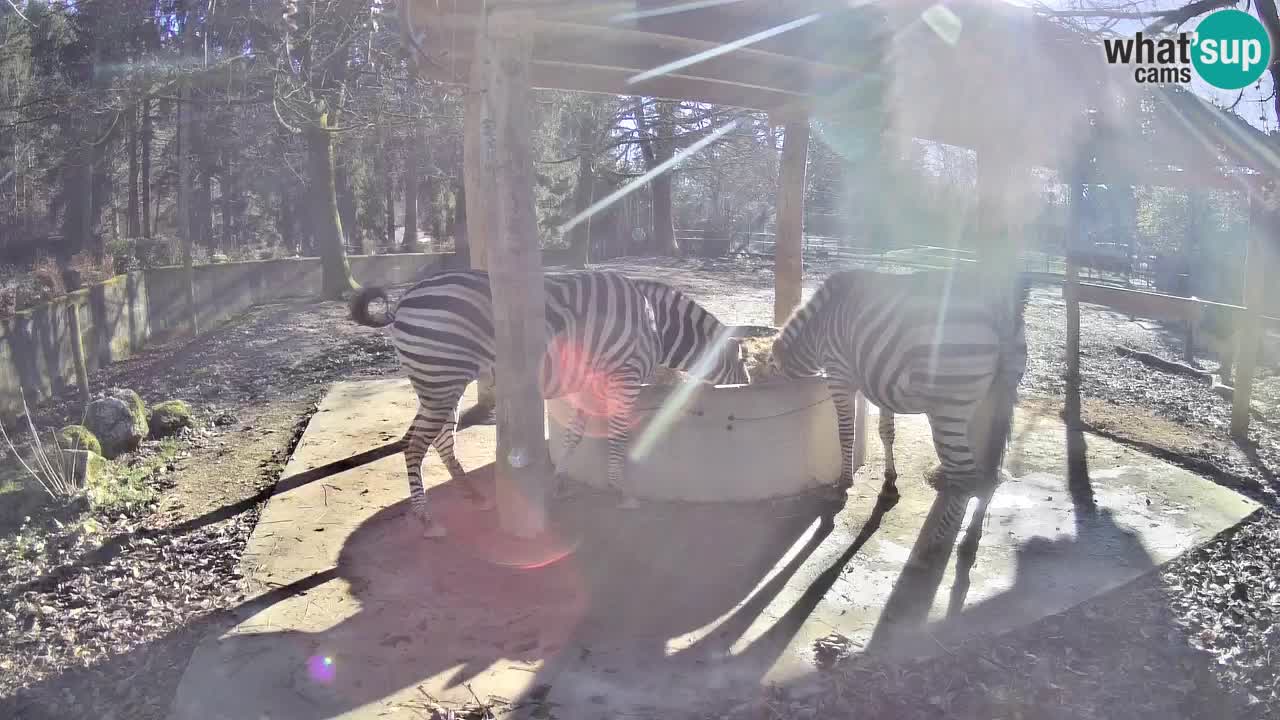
[464,31,498,413]
[1231,189,1267,437]
[67,305,90,403]
[1065,181,1083,389]
[772,115,809,325]
[478,9,551,538]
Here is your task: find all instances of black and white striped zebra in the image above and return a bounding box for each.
[768,268,1029,556]
[351,270,749,537]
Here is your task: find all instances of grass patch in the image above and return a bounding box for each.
[88,439,182,515]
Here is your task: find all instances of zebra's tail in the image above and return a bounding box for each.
[976,276,1031,484]
[350,285,395,328]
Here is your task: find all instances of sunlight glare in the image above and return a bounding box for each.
[610,0,748,24]
[921,4,963,47]
[626,14,822,86]
[559,120,739,235]
[627,325,738,464]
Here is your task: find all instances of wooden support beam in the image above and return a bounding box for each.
[463,34,498,414]
[478,9,551,538]
[1231,189,1268,438]
[773,118,809,326]
[1065,178,1084,398]
[463,34,492,273]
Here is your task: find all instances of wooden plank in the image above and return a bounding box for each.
[478,9,552,538]
[773,118,809,325]
[1074,283,1202,325]
[1232,190,1268,437]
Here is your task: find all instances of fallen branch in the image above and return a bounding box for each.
[1115,345,1270,424]
[1115,345,1220,389]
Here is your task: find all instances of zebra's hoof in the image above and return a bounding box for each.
[421,520,448,539]
[878,487,900,508]
[553,473,576,498]
[819,485,848,504]
[617,496,640,510]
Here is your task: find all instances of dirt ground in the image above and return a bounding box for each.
[1,255,1278,720]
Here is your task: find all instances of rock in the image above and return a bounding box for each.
[60,449,109,489]
[149,400,195,438]
[85,388,149,458]
[56,425,102,456]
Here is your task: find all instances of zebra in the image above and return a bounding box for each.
[768,267,1029,557]
[351,270,750,538]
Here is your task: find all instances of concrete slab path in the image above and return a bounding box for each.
[170,378,1258,720]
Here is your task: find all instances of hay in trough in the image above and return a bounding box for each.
[648,327,781,387]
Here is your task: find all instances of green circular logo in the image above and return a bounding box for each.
[1192,10,1272,90]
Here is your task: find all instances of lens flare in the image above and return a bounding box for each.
[307,654,336,684]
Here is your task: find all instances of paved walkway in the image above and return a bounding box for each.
[170,378,1258,720]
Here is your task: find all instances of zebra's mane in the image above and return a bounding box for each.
[631,279,729,367]
[778,270,856,344]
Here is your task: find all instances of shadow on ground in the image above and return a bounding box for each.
[4,391,1258,720]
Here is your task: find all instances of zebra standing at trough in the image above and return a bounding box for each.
[351,270,750,538]
[768,268,1029,556]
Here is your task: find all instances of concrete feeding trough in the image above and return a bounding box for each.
[547,375,843,502]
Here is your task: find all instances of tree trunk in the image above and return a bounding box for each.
[335,151,358,253]
[307,112,357,298]
[422,175,438,242]
[60,150,92,261]
[380,126,395,250]
[279,191,295,254]
[1232,188,1269,437]
[177,53,197,336]
[221,150,234,251]
[141,96,152,237]
[384,178,395,250]
[452,178,470,264]
[198,166,213,252]
[632,98,679,255]
[127,103,141,237]
[403,129,420,252]
[650,172,677,255]
[568,114,595,268]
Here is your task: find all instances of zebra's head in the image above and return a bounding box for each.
[767,330,820,380]
[715,337,751,386]
[688,332,750,386]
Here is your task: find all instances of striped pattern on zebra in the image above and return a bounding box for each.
[768,268,1029,556]
[350,270,749,538]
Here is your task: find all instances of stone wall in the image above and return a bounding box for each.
[145,253,457,341]
[0,253,457,419]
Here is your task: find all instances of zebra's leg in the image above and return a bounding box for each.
[958,480,996,560]
[431,388,493,510]
[915,411,981,558]
[403,402,453,539]
[606,369,644,510]
[825,378,858,502]
[553,408,589,499]
[878,408,900,504]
